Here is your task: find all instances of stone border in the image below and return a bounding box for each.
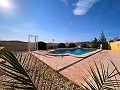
[73,49,102,58]
[48,48,102,58]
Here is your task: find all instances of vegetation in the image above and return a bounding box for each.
[58,43,66,48]
[109,36,120,42]
[109,40,114,42]
[91,38,100,48]
[99,30,107,44]
[68,43,76,48]
[0,52,120,90]
[86,45,90,48]
[81,44,88,48]
[113,36,120,41]
[0,51,80,89]
[0,52,120,89]
[38,41,46,50]
[91,31,107,49]
[80,60,120,90]
[0,52,37,89]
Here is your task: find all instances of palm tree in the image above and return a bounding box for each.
[0,51,120,90]
[80,61,120,90]
[0,52,37,89]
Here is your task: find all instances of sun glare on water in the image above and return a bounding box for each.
[0,0,12,9]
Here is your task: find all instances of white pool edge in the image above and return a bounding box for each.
[48,49,102,58]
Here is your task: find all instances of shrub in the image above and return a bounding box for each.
[68,43,76,48]
[80,61,120,89]
[109,40,114,42]
[86,45,90,48]
[38,41,46,50]
[81,44,87,48]
[58,43,66,48]
[91,43,99,49]
[91,38,100,48]
[91,43,99,48]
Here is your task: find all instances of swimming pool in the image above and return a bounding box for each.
[52,48,95,55]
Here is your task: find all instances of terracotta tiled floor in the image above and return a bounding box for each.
[32,51,84,70]
[60,51,105,85]
[32,50,120,86]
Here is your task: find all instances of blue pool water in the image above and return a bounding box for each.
[52,48,95,55]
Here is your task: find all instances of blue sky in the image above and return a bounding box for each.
[0,0,120,43]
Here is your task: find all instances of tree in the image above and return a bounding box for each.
[81,44,87,48]
[0,52,120,89]
[113,36,120,41]
[99,31,106,44]
[80,60,120,90]
[0,52,37,89]
[109,40,114,42]
[109,36,120,42]
[68,43,76,48]
[38,41,46,50]
[58,43,66,48]
[91,38,99,48]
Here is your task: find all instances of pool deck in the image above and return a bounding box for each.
[0,50,119,86]
[30,50,120,85]
[31,50,120,86]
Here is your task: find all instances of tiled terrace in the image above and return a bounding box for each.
[31,50,120,86]
[32,50,120,86]
[0,50,120,87]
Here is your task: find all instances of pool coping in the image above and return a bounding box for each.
[72,49,102,58]
[48,48,102,58]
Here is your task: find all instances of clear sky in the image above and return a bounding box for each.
[0,0,120,43]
